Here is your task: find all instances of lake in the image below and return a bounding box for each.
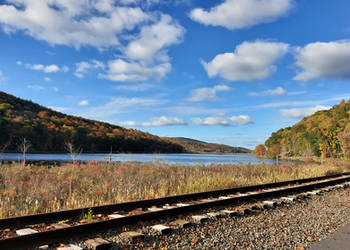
[0,153,293,165]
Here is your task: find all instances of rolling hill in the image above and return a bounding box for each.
[167,137,251,154]
[0,91,184,153]
[265,99,350,158]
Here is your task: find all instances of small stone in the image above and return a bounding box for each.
[151,224,172,234]
[16,228,38,236]
[121,231,144,243]
[263,201,276,209]
[85,238,112,250]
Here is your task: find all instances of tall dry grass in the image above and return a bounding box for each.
[0,160,347,218]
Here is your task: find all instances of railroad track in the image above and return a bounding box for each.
[1,173,350,249]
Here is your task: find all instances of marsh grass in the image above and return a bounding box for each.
[0,160,346,218]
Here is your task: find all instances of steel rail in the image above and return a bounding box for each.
[1,174,350,249]
[0,173,349,231]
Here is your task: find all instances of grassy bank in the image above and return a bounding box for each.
[0,160,348,218]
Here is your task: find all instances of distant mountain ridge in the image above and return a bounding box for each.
[167,137,251,154]
[0,91,184,153]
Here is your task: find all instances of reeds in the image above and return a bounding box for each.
[0,160,346,218]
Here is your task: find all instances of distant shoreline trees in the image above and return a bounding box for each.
[265,99,350,159]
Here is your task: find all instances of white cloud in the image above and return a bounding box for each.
[0,2,184,82]
[101,14,184,82]
[25,63,67,73]
[0,1,150,49]
[187,84,231,102]
[100,59,171,82]
[141,116,187,127]
[79,100,89,106]
[230,115,254,125]
[280,105,331,118]
[52,87,59,92]
[126,14,184,63]
[192,114,253,126]
[85,97,166,118]
[189,0,293,30]
[27,84,44,90]
[114,83,155,91]
[44,77,51,82]
[75,60,105,78]
[119,116,187,127]
[192,115,231,126]
[202,41,289,82]
[249,86,287,96]
[294,40,350,81]
[16,60,22,65]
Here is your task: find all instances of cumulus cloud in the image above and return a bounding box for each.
[230,115,254,125]
[202,41,289,82]
[249,86,287,96]
[79,100,89,106]
[0,1,149,49]
[0,2,184,82]
[189,0,293,30]
[280,105,331,118]
[102,14,184,82]
[75,60,105,78]
[294,40,350,81]
[192,114,253,126]
[100,59,171,82]
[119,116,187,127]
[27,84,44,90]
[25,63,68,73]
[44,77,51,82]
[187,84,231,102]
[126,14,184,63]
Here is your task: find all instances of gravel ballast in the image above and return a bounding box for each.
[103,185,350,249]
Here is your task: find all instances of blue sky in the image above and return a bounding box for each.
[0,0,350,149]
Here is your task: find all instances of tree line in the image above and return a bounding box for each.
[256,99,350,159]
[0,91,184,153]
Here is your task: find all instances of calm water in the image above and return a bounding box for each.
[1,153,292,165]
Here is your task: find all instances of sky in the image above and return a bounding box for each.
[0,0,350,149]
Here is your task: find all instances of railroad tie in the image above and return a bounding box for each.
[85,238,112,250]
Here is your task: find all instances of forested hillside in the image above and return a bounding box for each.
[168,137,251,154]
[0,91,184,153]
[265,99,350,158]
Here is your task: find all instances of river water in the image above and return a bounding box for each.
[1,153,293,165]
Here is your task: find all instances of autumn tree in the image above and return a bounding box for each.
[254,144,267,157]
